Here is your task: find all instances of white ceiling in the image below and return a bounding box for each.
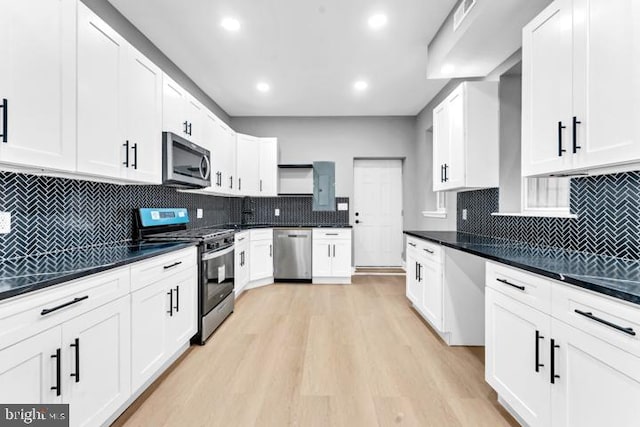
[108,0,456,117]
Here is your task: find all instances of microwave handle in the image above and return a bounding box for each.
[200,155,211,180]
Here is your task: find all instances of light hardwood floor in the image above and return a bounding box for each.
[114,275,518,427]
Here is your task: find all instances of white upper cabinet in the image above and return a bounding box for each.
[522,0,640,176]
[77,2,126,180]
[77,4,162,184]
[0,0,77,172]
[259,137,278,196]
[122,46,163,184]
[162,74,204,145]
[236,133,261,196]
[203,112,237,195]
[432,81,499,191]
[220,122,238,194]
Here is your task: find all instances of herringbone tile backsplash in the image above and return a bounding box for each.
[0,172,233,261]
[457,171,640,260]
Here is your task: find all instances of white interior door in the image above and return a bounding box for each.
[353,159,403,267]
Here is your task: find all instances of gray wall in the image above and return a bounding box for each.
[80,0,230,123]
[231,116,416,226]
[498,72,523,213]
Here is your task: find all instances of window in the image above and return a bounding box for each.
[423,192,447,218]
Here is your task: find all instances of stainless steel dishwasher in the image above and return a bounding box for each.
[273,229,312,281]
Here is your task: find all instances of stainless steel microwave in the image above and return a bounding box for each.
[162,132,211,188]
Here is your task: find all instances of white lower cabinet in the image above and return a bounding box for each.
[0,326,63,404]
[249,229,274,284]
[63,296,131,427]
[486,287,551,426]
[131,262,197,393]
[486,262,640,426]
[312,229,352,284]
[235,232,250,296]
[0,246,198,427]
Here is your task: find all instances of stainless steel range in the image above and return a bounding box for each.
[135,208,235,344]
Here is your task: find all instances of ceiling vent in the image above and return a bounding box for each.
[453,0,477,31]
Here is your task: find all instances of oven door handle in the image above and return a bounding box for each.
[201,245,235,260]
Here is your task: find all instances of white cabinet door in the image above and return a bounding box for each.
[236,134,260,196]
[259,137,278,196]
[522,0,575,177]
[0,326,62,404]
[185,94,204,145]
[76,3,126,179]
[0,0,76,171]
[203,111,223,193]
[405,253,420,307]
[551,319,640,427]
[250,239,273,281]
[421,260,443,330]
[485,288,551,427]
[166,270,198,349]
[235,243,250,293]
[330,239,352,278]
[312,240,333,277]
[445,86,465,190]
[572,0,640,170]
[122,47,162,184]
[130,280,170,392]
[63,296,131,427]
[432,102,449,192]
[221,124,238,194]
[162,74,189,138]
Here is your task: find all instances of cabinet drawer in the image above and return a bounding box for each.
[312,228,351,240]
[486,262,551,314]
[130,247,197,292]
[0,267,130,350]
[407,237,442,264]
[235,231,249,244]
[552,284,640,358]
[250,229,273,241]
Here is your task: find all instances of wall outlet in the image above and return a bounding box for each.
[337,202,348,211]
[462,209,468,220]
[196,208,203,219]
[275,208,280,217]
[0,212,11,234]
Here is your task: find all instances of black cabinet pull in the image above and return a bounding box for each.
[423,248,434,254]
[574,309,636,336]
[333,244,336,258]
[70,338,80,383]
[558,121,567,156]
[51,348,61,396]
[167,289,173,316]
[183,121,189,134]
[260,179,263,192]
[239,178,242,191]
[325,233,339,236]
[328,244,331,257]
[230,176,233,189]
[163,261,182,270]
[270,244,272,257]
[41,296,89,316]
[174,285,180,312]
[550,339,560,384]
[188,122,193,136]
[440,164,444,183]
[131,143,138,169]
[123,140,129,167]
[415,262,419,281]
[418,263,423,282]
[0,98,7,143]
[496,278,525,291]
[572,116,582,153]
[408,242,416,247]
[535,330,544,373]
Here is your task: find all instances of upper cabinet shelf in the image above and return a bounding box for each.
[522,0,640,177]
[278,164,313,169]
[432,81,499,192]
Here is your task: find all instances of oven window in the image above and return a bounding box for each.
[202,248,235,314]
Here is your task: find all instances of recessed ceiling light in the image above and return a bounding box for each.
[354,80,369,91]
[368,13,388,30]
[221,17,240,32]
[256,82,270,93]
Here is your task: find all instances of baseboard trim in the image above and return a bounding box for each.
[312,277,351,284]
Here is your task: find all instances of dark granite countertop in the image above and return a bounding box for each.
[404,231,640,305]
[231,224,352,229]
[0,241,197,302]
